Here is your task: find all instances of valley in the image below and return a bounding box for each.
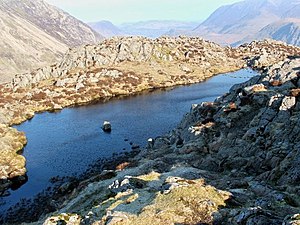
[0,0,300,224]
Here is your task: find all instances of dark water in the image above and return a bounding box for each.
[0,69,257,211]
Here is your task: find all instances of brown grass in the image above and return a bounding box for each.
[116,162,130,171]
[31,92,47,101]
[290,89,300,97]
[270,80,283,87]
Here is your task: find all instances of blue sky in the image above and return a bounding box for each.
[45,0,242,24]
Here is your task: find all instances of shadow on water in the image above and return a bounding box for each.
[0,175,28,195]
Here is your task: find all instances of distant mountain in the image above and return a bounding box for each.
[88,21,125,38]
[0,0,103,83]
[4,0,103,47]
[258,21,300,46]
[119,20,199,38]
[235,20,300,46]
[169,0,300,46]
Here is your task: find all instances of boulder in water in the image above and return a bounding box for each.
[102,121,111,132]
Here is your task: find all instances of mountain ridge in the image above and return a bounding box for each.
[0,0,103,83]
[167,0,300,46]
[235,20,300,46]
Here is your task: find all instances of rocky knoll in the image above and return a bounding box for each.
[11,36,243,88]
[36,56,300,225]
[0,0,102,83]
[0,37,299,223]
[11,38,299,89]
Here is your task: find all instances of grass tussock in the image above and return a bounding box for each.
[100,178,230,225]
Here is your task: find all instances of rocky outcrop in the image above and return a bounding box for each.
[0,0,103,83]
[10,36,244,88]
[11,37,300,89]
[152,57,300,224]
[29,56,300,224]
[235,39,300,69]
[0,125,27,196]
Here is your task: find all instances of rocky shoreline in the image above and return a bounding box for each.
[1,148,142,224]
[0,36,299,224]
[31,56,300,225]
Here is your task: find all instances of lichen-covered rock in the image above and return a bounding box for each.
[0,125,27,195]
[284,214,300,225]
[43,213,81,225]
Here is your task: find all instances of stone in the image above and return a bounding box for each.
[75,82,84,91]
[283,214,300,225]
[102,121,112,132]
[223,102,238,113]
[147,138,154,149]
[105,211,129,225]
[279,96,296,111]
[43,213,81,225]
[53,104,63,110]
[290,89,300,97]
[244,84,267,94]
[180,65,192,73]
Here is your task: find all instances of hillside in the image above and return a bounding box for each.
[169,0,300,46]
[240,20,300,46]
[0,0,103,83]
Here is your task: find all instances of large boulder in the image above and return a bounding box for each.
[102,121,112,132]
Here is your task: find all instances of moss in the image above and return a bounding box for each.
[45,213,81,225]
[125,194,139,204]
[136,171,161,182]
[108,200,125,211]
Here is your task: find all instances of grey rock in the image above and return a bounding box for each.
[279,96,296,111]
[102,121,112,132]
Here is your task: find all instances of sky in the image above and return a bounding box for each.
[44,0,242,24]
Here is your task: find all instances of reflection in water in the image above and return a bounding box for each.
[0,69,257,212]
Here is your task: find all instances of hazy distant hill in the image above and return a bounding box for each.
[193,0,300,45]
[168,0,300,46]
[88,21,125,38]
[119,20,199,38]
[239,20,300,46]
[0,0,103,83]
